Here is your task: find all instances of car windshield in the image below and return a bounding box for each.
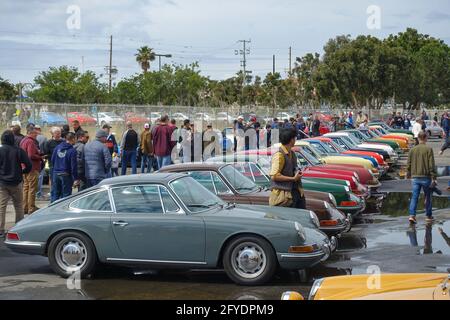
[377,127,388,134]
[346,133,362,144]
[314,141,339,155]
[219,165,258,194]
[309,142,328,156]
[103,112,117,117]
[326,140,345,153]
[169,177,224,213]
[298,147,322,165]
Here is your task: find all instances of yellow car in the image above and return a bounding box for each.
[282,273,450,300]
[294,141,377,173]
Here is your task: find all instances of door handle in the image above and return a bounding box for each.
[113,221,129,227]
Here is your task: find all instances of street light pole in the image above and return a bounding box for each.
[154,53,172,72]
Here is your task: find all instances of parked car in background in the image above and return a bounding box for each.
[215,112,235,123]
[29,111,66,127]
[96,112,125,127]
[5,173,332,286]
[195,112,212,122]
[149,112,162,123]
[67,112,97,126]
[171,112,189,121]
[422,120,444,138]
[125,112,150,125]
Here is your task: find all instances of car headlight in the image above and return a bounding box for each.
[294,222,306,241]
[345,181,350,186]
[309,211,320,228]
[344,186,350,192]
[308,278,324,300]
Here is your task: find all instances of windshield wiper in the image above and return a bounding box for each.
[225,203,236,209]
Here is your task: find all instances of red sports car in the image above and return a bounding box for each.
[124,112,150,124]
[67,112,97,126]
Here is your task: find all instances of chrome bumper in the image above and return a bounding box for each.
[4,240,46,255]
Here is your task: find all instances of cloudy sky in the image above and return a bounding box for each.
[0,0,449,85]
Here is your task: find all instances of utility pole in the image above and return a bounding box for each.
[272,55,276,74]
[235,40,251,113]
[81,56,85,73]
[108,35,112,93]
[289,46,292,76]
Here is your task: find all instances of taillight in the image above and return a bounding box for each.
[6,232,19,241]
[340,201,358,207]
[320,220,339,227]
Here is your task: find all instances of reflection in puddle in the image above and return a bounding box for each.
[437,166,450,177]
[368,220,450,255]
[380,192,450,217]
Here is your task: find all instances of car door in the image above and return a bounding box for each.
[109,184,206,264]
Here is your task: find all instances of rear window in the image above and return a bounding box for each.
[70,190,112,212]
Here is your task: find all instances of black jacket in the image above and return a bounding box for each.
[0,144,32,186]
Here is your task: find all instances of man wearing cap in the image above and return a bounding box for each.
[140,123,155,173]
[102,124,118,156]
[120,121,139,175]
[83,129,112,187]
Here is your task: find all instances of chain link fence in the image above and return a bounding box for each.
[0,101,446,139]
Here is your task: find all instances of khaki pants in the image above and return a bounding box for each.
[23,170,39,214]
[0,184,24,232]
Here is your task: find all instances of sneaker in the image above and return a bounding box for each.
[409,216,417,224]
[425,216,435,223]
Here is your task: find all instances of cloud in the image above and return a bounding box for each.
[425,11,450,23]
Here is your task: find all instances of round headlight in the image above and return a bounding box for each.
[344,186,350,192]
[309,278,324,300]
[309,211,320,228]
[294,222,306,241]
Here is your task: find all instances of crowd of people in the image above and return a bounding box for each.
[0,109,448,237]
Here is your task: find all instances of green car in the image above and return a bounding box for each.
[5,173,332,286]
[369,122,414,137]
[206,155,363,216]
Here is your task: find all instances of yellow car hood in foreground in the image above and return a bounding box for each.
[314,273,449,300]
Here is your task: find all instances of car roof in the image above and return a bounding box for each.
[97,172,187,187]
[158,162,227,172]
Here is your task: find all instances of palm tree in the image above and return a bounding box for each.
[135,46,156,73]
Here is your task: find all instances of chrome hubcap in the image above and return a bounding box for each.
[55,237,87,272]
[231,242,266,279]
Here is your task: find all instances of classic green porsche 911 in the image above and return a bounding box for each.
[5,173,332,286]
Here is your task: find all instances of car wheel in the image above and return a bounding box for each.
[223,236,277,286]
[48,231,97,279]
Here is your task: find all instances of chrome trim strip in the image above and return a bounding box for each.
[279,251,325,259]
[4,240,45,247]
[106,258,207,265]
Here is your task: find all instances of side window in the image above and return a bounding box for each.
[160,187,181,213]
[112,185,163,214]
[211,172,232,194]
[188,171,215,193]
[70,190,112,212]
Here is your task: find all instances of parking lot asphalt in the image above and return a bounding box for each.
[0,140,448,300]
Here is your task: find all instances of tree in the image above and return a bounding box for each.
[135,46,156,73]
[30,66,107,104]
[0,77,16,101]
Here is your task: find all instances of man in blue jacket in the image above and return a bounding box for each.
[83,130,112,187]
[50,132,79,203]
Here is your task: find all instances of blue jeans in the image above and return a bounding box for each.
[51,174,74,203]
[121,150,137,175]
[156,155,171,169]
[409,177,432,217]
[141,154,155,173]
[87,178,103,188]
[36,168,45,198]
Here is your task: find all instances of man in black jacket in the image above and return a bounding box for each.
[120,122,139,175]
[0,130,32,237]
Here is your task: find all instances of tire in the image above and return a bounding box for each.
[48,231,97,279]
[222,236,277,286]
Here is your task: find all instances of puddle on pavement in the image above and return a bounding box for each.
[380,192,450,217]
[437,166,450,177]
[367,219,450,255]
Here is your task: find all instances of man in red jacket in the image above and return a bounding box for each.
[152,115,176,169]
[19,125,43,215]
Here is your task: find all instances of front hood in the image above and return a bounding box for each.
[315,273,448,300]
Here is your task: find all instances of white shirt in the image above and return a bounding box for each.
[412,122,422,138]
